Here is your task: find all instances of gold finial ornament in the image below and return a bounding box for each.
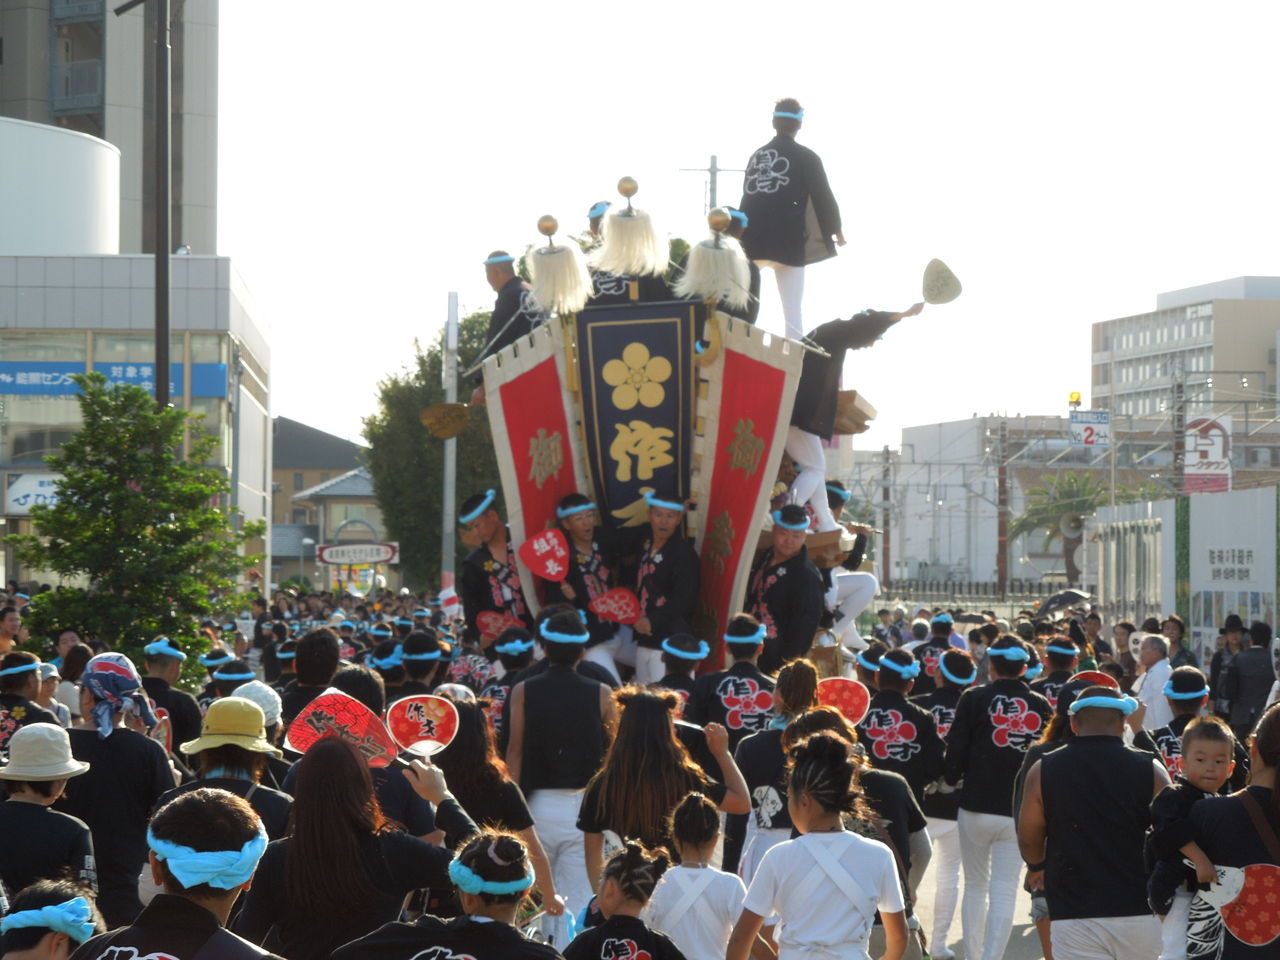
[537,215,558,238]
[707,207,732,233]
[617,176,639,199]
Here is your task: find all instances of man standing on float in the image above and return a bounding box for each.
[738,97,844,341]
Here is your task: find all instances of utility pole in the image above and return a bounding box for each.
[1172,357,1186,495]
[880,445,892,592]
[1108,346,1117,509]
[996,418,1009,599]
[114,0,170,409]
[679,155,744,212]
[440,293,459,592]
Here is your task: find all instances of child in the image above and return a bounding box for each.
[1148,715,1238,960]
[726,732,907,960]
[643,792,747,960]
[564,842,686,960]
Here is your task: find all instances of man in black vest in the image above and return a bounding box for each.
[1018,686,1168,960]
[738,97,843,341]
[505,611,616,922]
[747,505,824,674]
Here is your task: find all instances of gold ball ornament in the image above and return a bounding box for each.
[707,207,732,233]
[537,215,558,238]
[617,176,639,198]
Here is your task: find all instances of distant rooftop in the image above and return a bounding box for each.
[1156,276,1280,310]
[273,416,365,471]
[293,466,373,501]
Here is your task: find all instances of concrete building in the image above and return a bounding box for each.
[0,0,218,254]
[1091,277,1280,427]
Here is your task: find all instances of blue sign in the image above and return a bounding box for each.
[0,362,228,398]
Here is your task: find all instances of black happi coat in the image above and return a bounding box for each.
[71,895,284,960]
[563,914,687,960]
[856,688,945,805]
[1029,669,1074,711]
[791,311,898,440]
[685,660,777,750]
[332,915,564,960]
[907,636,953,697]
[621,527,700,650]
[912,685,966,820]
[475,275,542,380]
[1150,713,1249,790]
[542,527,620,648]
[586,268,673,307]
[738,134,841,267]
[747,545,824,674]
[460,535,533,647]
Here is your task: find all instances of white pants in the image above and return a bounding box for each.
[757,261,805,341]
[827,571,878,651]
[528,789,592,920]
[1051,915,1162,960]
[927,816,961,958]
[958,809,1020,960]
[785,426,837,532]
[582,639,621,684]
[1158,889,1192,960]
[634,646,666,685]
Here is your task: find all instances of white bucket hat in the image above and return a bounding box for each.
[0,724,91,781]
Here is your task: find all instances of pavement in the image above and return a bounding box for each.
[913,865,1044,959]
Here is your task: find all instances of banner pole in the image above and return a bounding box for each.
[441,293,459,593]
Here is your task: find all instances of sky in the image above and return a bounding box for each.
[217,2,1280,452]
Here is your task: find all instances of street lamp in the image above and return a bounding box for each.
[299,537,315,587]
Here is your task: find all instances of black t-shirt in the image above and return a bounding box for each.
[734,728,792,831]
[156,776,293,840]
[0,800,96,895]
[0,692,59,751]
[141,676,204,753]
[72,894,284,960]
[563,914,687,960]
[235,800,476,960]
[334,914,565,960]
[453,777,535,832]
[279,683,327,727]
[859,767,928,874]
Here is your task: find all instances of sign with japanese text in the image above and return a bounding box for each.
[1069,410,1110,447]
[518,528,571,582]
[575,301,700,528]
[1185,416,1232,494]
[385,695,459,757]
[1207,547,1256,584]
[4,473,62,515]
[284,688,400,767]
[316,542,400,565]
[0,362,228,398]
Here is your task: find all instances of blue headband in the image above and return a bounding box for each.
[728,209,749,229]
[460,489,497,524]
[856,652,881,672]
[396,618,414,627]
[931,614,954,626]
[494,637,536,655]
[556,501,597,519]
[988,646,1030,661]
[148,827,268,890]
[773,109,804,120]
[275,650,296,661]
[14,592,29,600]
[448,856,535,896]
[1025,664,1043,680]
[221,623,235,631]
[213,669,256,682]
[0,897,96,944]
[144,637,188,661]
[370,653,403,671]
[1046,644,1079,657]
[772,509,810,531]
[940,661,977,686]
[539,620,589,644]
[369,627,393,638]
[645,491,685,512]
[401,649,441,661]
[199,651,234,667]
[339,620,355,629]
[0,661,39,677]
[1163,681,1210,700]
[725,624,767,646]
[1069,695,1138,716]
[483,254,514,265]
[414,609,431,617]
[825,484,852,502]
[587,201,611,219]
[661,638,710,661]
[879,657,921,680]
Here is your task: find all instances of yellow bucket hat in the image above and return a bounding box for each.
[179,696,283,759]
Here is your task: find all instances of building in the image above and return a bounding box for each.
[0,0,219,254]
[1091,277,1280,428]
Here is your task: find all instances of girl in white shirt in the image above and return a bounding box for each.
[726,732,908,960]
[644,791,748,960]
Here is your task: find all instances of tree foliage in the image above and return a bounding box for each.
[363,311,500,587]
[5,374,263,674]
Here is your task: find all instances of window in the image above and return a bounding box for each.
[0,331,87,361]
[292,508,308,523]
[1,396,83,465]
[294,472,304,490]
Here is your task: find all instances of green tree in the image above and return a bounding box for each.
[1010,471,1158,582]
[5,374,263,675]
[363,311,500,587]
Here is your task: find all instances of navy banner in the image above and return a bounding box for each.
[575,301,702,528]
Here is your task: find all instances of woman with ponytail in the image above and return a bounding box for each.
[333,830,563,959]
[1188,703,1280,960]
[577,686,749,892]
[726,733,908,960]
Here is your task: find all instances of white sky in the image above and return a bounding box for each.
[217,1,1280,451]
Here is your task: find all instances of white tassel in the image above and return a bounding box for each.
[590,208,665,278]
[529,242,591,315]
[673,235,750,310]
